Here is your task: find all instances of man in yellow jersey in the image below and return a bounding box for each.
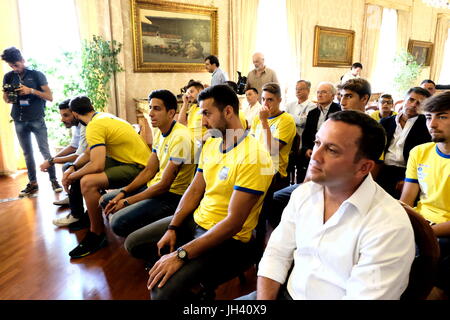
[62,96,151,259]
[250,82,296,189]
[125,85,274,300]
[401,91,450,299]
[177,81,206,153]
[99,90,195,239]
[370,93,397,122]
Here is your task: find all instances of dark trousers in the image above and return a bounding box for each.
[125,215,256,300]
[376,164,406,199]
[437,237,450,295]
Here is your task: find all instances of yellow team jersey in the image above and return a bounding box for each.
[238,110,248,130]
[187,103,207,142]
[405,142,450,224]
[148,121,196,195]
[370,110,397,122]
[86,112,150,167]
[194,133,274,242]
[250,111,296,177]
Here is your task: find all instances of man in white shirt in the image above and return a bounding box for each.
[242,87,262,126]
[341,62,363,84]
[240,110,415,300]
[284,80,316,141]
[377,87,431,199]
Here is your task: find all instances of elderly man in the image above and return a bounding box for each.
[284,80,316,143]
[244,52,279,99]
[240,110,415,300]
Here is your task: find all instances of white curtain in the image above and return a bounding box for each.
[430,14,450,82]
[361,4,383,83]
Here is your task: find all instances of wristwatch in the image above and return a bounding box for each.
[119,188,128,197]
[176,247,189,262]
[167,224,179,232]
[48,157,55,165]
[123,199,130,207]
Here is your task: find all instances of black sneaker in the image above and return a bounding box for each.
[68,213,90,231]
[51,180,63,193]
[19,183,39,197]
[69,231,107,259]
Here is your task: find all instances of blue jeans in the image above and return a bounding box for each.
[14,118,56,182]
[100,188,182,238]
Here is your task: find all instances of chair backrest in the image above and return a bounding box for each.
[400,203,440,300]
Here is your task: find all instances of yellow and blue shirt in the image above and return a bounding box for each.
[149,121,195,195]
[194,133,274,242]
[250,111,296,177]
[405,142,450,224]
[86,112,150,167]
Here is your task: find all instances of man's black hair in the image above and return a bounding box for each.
[69,96,94,115]
[423,91,450,113]
[1,47,23,63]
[225,81,238,94]
[58,99,71,110]
[341,78,371,100]
[352,62,363,69]
[197,84,239,115]
[420,79,436,86]
[186,80,205,91]
[148,89,178,111]
[205,55,220,67]
[406,87,431,98]
[328,110,386,162]
[245,87,259,95]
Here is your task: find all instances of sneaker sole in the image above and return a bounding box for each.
[53,220,79,227]
[69,238,108,259]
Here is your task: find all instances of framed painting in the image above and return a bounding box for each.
[131,0,218,72]
[313,26,355,68]
[408,40,433,66]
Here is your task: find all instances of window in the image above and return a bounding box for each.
[254,0,297,100]
[438,28,450,84]
[371,8,398,93]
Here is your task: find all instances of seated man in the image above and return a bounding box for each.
[377,87,431,199]
[339,78,371,113]
[242,110,415,300]
[370,93,397,122]
[250,82,296,189]
[242,87,262,126]
[62,96,151,258]
[124,85,274,300]
[401,91,450,299]
[100,90,195,238]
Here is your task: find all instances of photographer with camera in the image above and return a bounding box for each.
[2,46,62,197]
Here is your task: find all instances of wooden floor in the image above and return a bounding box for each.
[0,169,256,300]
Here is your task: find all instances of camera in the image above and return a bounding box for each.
[3,83,20,104]
[236,71,247,95]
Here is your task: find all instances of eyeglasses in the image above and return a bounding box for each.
[317,91,331,95]
[379,100,393,105]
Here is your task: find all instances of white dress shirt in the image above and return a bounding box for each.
[384,113,419,167]
[317,103,331,130]
[242,101,262,126]
[258,174,415,300]
[284,100,317,137]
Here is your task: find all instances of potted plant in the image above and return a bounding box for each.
[392,50,424,99]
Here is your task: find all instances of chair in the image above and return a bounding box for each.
[400,202,440,300]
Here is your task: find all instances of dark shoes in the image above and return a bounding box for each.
[69,231,107,259]
[51,180,63,193]
[19,183,39,197]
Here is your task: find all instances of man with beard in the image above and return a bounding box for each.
[124,85,274,300]
[40,99,88,211]
[401,91,450,299]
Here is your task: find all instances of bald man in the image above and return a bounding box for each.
[245,52,279,100]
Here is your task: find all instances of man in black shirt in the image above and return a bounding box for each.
[2,47,62,196]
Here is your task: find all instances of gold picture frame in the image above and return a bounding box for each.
[313,26,355,68]
[408,40,433,67]
[131,0,218,73]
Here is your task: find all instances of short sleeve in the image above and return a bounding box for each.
[234,147,273,195]
[405,147,419,183]
[169,134,192,164]
[34,70,48,86]
[273,115,296,145]
[86,121,106,149]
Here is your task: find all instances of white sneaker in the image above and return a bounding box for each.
[53,197,69,206]
[53,213,79,227]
